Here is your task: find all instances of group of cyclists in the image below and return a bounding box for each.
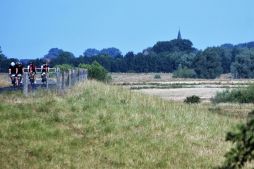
[8,61,49,86]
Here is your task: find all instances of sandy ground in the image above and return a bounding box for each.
[134,88,226,102]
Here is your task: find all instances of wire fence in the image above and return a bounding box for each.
[23,68,88,96]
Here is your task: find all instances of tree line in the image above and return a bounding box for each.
[1,39,254,79]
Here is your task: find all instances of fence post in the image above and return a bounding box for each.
[84,69,88,80]
[46,73,49,89]
[81,69,84,80]
[74,69,77,85]
[62,72,65,90]
[77,69,80,82]
[23,73,28,96]
[56,68,61,93]
[68,69,72,87]
[72,70,74,85]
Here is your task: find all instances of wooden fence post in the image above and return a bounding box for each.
[77,69,80,82]
[56,68,61,93]
[23,72,28,96]
[74,69,77,85]
[62,72,65,90]
[72,70,75,85]
[68,69,72,87]
[46,73,49,89]
[84,69,88,80]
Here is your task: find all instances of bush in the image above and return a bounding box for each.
[216,110,254,169]
[173,66,196,78]
[154,74,161,79]
[184,95,201,104]
[212,85,254,103]
[79,61,111,82]
[55,64,73,72]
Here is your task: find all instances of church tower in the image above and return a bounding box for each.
[177,29,182,40]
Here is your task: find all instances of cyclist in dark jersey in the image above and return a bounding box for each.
[16,62,24,85]
[8,62,17,85]
[16,62,24,75]
[41,62,49,73]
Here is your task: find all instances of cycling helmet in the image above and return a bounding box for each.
[11,62,15,66]
[16,61,21,65]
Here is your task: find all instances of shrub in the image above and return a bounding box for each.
[173,66,196,78]
[212,85,254,103]
[216,110,254,169]
[154,74,161,79]
[55,64,73,72]
[79,61,111,82]
[184,95,201,104]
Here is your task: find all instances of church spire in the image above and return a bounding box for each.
[177,29,182,40]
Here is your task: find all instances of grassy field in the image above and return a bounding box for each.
[0,80,252,168]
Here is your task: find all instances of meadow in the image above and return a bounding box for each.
[0,80,253,169]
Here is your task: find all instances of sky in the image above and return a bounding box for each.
[0,0,253,59]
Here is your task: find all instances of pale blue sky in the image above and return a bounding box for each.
[0,0,253,59]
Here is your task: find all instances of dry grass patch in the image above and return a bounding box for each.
[0,73,10,87]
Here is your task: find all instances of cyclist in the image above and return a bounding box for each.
[16,61,24,86]
[41,62,49,83]
[8,62,17,86]
[27,61,36,84]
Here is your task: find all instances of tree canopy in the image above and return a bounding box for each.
[1,38,254,79]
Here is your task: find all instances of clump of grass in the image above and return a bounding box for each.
[154,74,161,79]
[184,95,201,104]
[0,80,241,169]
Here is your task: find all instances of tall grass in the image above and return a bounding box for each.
[0,80,241,169]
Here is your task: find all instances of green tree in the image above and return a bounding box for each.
[0,46,8,72]
[52,51,75,66]
[221,48,234,73]
[152,39,195,53]
[231,48,254,78]
[194,48,223,79]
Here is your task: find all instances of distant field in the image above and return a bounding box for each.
[111,73,174,83]
[111,73,254,84]
[111,73,254,102]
